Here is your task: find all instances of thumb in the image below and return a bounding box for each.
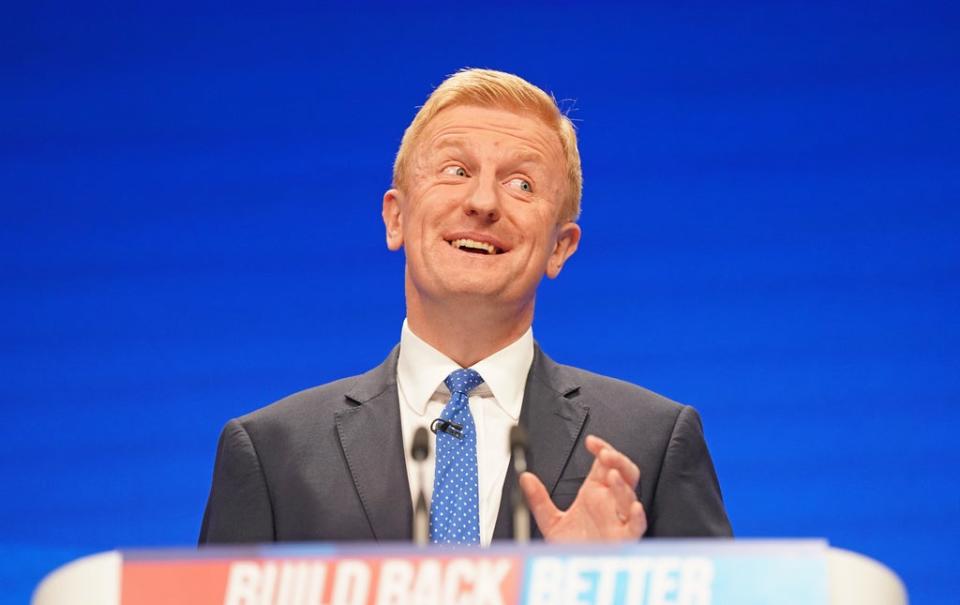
[519,471,560,533]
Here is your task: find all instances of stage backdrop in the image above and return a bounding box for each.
[2,2,957,604]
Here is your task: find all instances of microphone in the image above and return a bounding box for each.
[509,424,531,543]
[411,427,430,546]
[430,417,464,439]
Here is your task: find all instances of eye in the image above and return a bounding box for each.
[442,165,468,177]
[508,177,533,193]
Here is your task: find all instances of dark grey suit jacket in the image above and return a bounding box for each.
[199,345,732,543]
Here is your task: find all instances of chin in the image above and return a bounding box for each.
[443,280,506,299]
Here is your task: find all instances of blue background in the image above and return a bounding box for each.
[2,1,958,603]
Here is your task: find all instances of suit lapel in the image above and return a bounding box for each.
[493,345,589,540]
[335,344,587,542]
[335,347,413,541]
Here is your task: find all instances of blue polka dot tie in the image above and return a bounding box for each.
[430,368,484,545]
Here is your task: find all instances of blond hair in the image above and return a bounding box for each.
[392,68,582,222]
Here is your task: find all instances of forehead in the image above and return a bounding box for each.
[418,104,564,165]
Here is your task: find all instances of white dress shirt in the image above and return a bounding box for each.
[397,319,533,546]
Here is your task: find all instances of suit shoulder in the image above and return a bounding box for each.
[229,374,361,435]
[250,373,363,415]
[554,363,687,419]
[233,347,399,430]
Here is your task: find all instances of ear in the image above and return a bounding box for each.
[545,221,581,279]
[382,188,404,251]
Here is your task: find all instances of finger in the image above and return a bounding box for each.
[584,434,612,457]
[607,468,637,522]
[625,500,647,538]
[519,471,561,533]
[599,445,641,489]
[584,435,616,484]
[586,445,610,485]
[586,435,640,488]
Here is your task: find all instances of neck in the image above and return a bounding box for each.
[405,284,534,368]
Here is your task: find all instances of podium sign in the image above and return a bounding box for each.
[111,540,829,605]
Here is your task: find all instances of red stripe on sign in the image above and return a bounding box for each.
[122,560,232,604]
[120,555,522,605]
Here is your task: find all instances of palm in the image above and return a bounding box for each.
[519,435,646,542]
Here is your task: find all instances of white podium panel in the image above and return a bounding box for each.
[32,540,907,605]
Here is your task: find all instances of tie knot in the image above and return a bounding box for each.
[444,368,484,396]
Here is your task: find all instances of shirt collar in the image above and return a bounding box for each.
[397,319,533,421]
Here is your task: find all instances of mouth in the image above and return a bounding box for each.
[446,237,505,255]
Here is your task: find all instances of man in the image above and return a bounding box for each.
[200,69,731,545]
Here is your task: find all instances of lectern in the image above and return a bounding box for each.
[33,540,906,605]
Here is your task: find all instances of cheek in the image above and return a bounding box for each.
[528,209,561,246]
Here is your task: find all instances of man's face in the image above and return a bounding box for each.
[382,105,580,311]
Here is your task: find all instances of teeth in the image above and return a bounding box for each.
[451,238,496,254]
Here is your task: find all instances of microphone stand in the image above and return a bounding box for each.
[411,427,430,546]
[509,425,531,543]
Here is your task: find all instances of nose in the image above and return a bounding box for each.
[464,173,501,223]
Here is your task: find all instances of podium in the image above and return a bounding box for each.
[32,540,906,605]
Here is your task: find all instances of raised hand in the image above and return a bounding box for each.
[519,435,646,542]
